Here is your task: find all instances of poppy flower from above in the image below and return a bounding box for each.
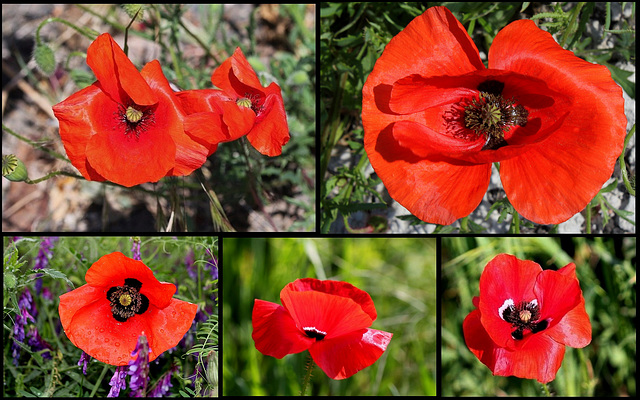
[252,278,393,380]
[178,47,290,157]
[463,254,591,383]
[59,252,198,366]
[362,6,627,225]
[52,33,211,187]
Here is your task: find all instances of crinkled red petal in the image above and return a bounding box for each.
[86,252,176,308]
[252,299,314,358]
[59,285,196,365]
[478,254,541,350]
[211,47,264,97]
[52,84,108,182]
[310,328,393,379]
[139,61,209,177]
[282,278,377,320]
[87,33,157,106]
[463,308,565,383]
[492,20,627,224]
[246,84,290,156]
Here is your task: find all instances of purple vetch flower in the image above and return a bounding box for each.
[108,365,129,398]
[185,250,196,280]
[26,325,53,360]
[11,288,36,366]
[78,351,92,375]
[130,237,141,261]
[34,237,58,294]
[149,365,179,397]
[205,248,218,281]
[128,335,150,397]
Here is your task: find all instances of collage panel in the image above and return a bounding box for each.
[3,236,218,397]
[222,237,436,396]
[441,236,636,396]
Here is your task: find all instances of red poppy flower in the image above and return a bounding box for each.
[178,47,290,156]
[52,33,211,187]
[462,254,591,383]
[252,278,393,379]
[58,252,197,366]
[362,6,627,225]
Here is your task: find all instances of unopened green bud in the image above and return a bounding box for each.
[122,4,145,21]
[2,154,29,182]
[34,43,56,76]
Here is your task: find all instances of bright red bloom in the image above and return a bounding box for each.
[179,47,290,156]
[52,33,211,187]
[59,252,197,366]
[362,6,627,225]
[252,278,392,379]
[463,254,591,383]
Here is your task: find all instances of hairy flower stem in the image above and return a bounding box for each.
[541,382,551,396]
[300,354,314,396]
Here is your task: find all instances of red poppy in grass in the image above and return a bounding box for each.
[462,254,591,383]
[178,47,290,156]
[59,252,197,366]
[362,6,627,225]
[52,33,211,187]
[252,278,393,379]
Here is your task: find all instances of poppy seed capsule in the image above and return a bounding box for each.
[125,106,144,123]
[236,98,252,108]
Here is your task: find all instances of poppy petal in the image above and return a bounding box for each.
[364,122,492,225]
[534,266,582,327]
[212,47,264,96]
[252,299,314,358]
[464,308,564,383]
[139,60,209,177]
[87,33,157,106]
[52,84,109,182]
[60,285,196,365]
[86,252,176,308]
[478,254,541,349]
[221,100,256,139]
[280,290,374,340]
[491,20,627,224]
[544,263,592,348]
[246,86,290,156]
[309,328,393,380]
[283,278,378,321]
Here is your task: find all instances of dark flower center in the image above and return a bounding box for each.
[499,299,548,340]
[116,103,156,139]
[461,79,528,150]
[303,327,327,340]
[107,278,149,322]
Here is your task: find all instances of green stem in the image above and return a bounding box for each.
[619,124,635,196]
[512,210,520,233]
[541,382,551,396]
[90,364,110,397]
[3,123,70,164]
[35,17,98,46]
[585,199,592,234]
[300,354,314,396]
[24,171,84,184]
[123,8,141,56]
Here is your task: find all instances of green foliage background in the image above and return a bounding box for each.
[223,237,436,395]
[3,236,218,397]
[441,236,636,396]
